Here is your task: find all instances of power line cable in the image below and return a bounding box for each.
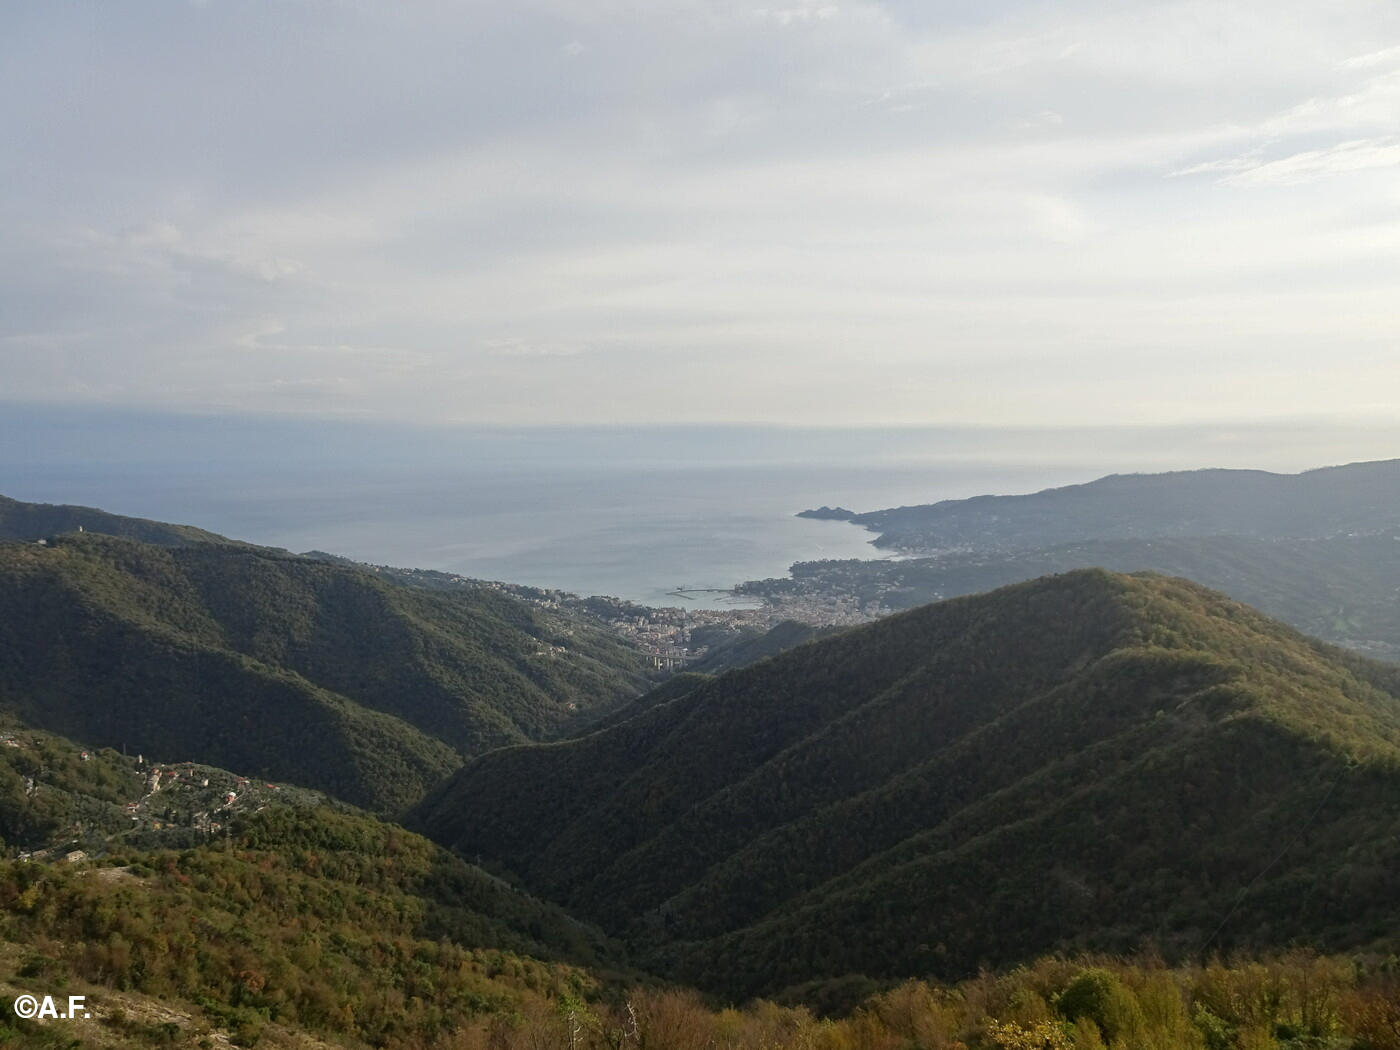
[1200,762,1350,957]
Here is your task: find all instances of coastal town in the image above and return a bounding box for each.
[360,559,888,670]
[570,589,887,668]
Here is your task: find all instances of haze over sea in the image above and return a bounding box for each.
[5,406,1396,609]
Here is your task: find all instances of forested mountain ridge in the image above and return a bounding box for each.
[3,693,1399,1049]
[843,458,1400,551]
[0,493,231,546]
[0,532,650,811]
[412,569,1400,999]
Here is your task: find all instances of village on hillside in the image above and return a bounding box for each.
[1,729,324,863]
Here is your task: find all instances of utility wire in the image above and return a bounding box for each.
[1200,762,1350,958]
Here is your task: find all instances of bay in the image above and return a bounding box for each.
[5,461,1090,608]
[5,408,1384,609]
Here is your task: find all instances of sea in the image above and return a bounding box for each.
[4,407,1390,608]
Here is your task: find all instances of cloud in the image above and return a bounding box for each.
[5,1,1400,427]
[1018,110,1065,130]
[752,4,840,26]
[1227,139,1400,186]
[482,337,586,358]
[220,377,366,403]
[1177,138,1400,187]
[1170,150,1272,178]
[1340,43,1400,69]
[0,331,92,351]
[235,321,430,362]
[47,221,310,288]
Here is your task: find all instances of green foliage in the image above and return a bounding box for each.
[2,818,1399,1050]
[413,570,1400,998]
[0,806,614,1048]
[1053,968,1141,1043]
[587,674,716,733]
[983,1018,1073,1049]
[0,494,230,546]
[0,721,138,851]
[422,958,1400,1050]
[0,532,649,811]
[684,620,844,676]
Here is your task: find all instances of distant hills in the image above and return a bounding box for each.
[796,506,857,522]
[839,459,1400,552]
[0,502,651,812]
[748,530,1400,660]
[771,458,1400,660]
[412,569,1400,999]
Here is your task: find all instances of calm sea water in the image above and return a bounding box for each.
[6,462,1094,608]
[5,409,1382,608]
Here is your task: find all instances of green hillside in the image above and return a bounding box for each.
[0,494,230,546]
[0,710,354,865]
[412,570,1400,998]
[585,671,715,733]
[684,619,844,676]
[0,712,622,1047]
[11,774,1398,1050]
[0,803,619,1049]
[1,728,1398,1050]
[0,533,650,811]
[5,591,1400,1050]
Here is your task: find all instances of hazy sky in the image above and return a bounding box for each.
[5,0,1400,428]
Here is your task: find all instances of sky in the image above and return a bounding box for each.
[4,0,1400,431]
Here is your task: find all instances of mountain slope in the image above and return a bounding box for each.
[0,493,230,545]
[412,570,1400,997]
[684,619,845,675]
[0,711,625,1046]
[0,533,650,811]
[845,458,1400,551]
[0,803,619,1048]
